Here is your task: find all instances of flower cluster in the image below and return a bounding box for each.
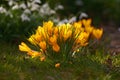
[19,19,103,67]
[0,0,63,22]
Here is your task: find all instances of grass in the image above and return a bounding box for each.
[0,41,120,80]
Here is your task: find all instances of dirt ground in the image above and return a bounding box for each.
[103,24,120,54]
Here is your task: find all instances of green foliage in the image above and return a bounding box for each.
[0,41,120,80]
[111,54,120,67]
[0,10,44,42]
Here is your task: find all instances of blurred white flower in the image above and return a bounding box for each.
[55,4,64,10]
[52,18,60,23]
[79,12,88,19]
[50,10,56,14]
[12,4,19,10]
[8,0,14,6]
[21,13,30,22]
[24,9,31,14]
[19,3,27,9]
[42,3,48,8]
[39,3,56,15]
[58,19,69,25]
[30,2,40,11]
[68,16,76,23]
[0,6,7,13]
[33,0,41,4]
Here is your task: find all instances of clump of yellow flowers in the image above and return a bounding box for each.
[19,19,103,67]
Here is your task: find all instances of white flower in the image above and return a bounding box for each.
[39,3,56,15]
[50,10,56,14]
[12,4,19,10]
[31,5,40,11]
[68,16,76,23]
[21,13,30,22]
[42,3,49,8]
[0,6,7,13]
[24,9,31,14]
[30,3,40,11]
[33,0,41,4]
[79,12,88,19]
[8,0,15,6]
[52,18,60,23]
[19,3,27,9]
[55,4,64,10]
[27,2,32,8]
[58,19,69,25]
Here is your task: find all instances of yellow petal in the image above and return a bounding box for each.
[85,26,94,34]
[28,50,41,58]
[49,35,57,45]
[19,42,31,52]
[54,27,59,37]
[92,28,103,40]
[75,32,89,46]
[63,30,72,41]
[73,21,82,29]
[43,21,53,36]
[82,19,92,27]
[28,35,38,45]
[52,44,60,52]
[39,41,46,51]
[43,21,53,28]
[40,56,45,61]
[55,63,60,68]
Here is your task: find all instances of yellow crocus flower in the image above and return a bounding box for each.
[43,21,53,36]
[59,23,72,41]
[49,35,57,45]
[63,30,72,41]
[36,26,47,39]
[75,32,89,46]
[35,33,42,43]
[36,26,42,34]
[85,26,94,34]
[43,21,53,28]
[92,28,103,40]
[55,63,60,68]
[41,28,47,39]
[19,42,31,52]
[39,41,46,51]
[73,21,82,29]
[28,35,37,45]
[28,50,41,58]
[80,42,88,46]
[40,56,45,61]
[52,44,60,52]
[59,24,65,40]
[82,19,92,27]
[28,33,43,45]
[54,27,59,37]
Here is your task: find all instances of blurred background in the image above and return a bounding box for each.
[0,0,120,43]
[0,1,120,80]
